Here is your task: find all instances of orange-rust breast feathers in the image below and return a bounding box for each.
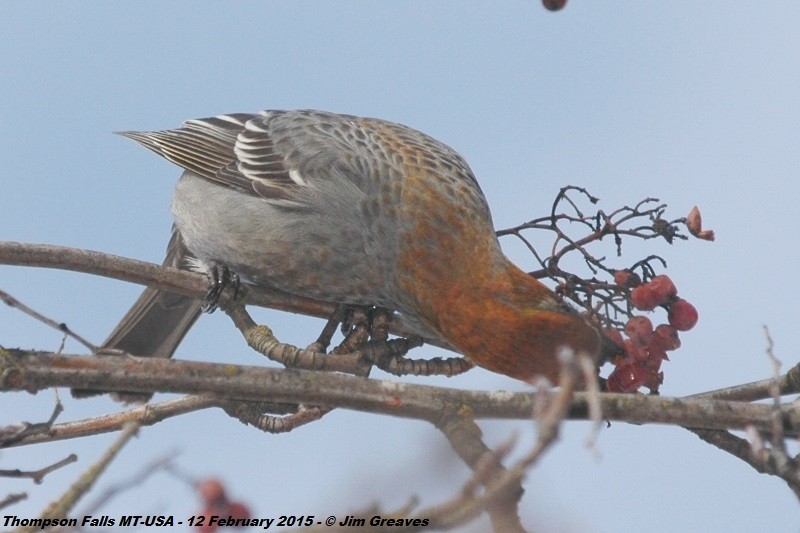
[425,264,601,382]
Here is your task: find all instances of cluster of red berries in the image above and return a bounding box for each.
[194,478,251,532]
[604,273,698,393]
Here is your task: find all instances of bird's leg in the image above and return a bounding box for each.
[364,337,474,377]
[305,304,349,353]
[361,308,475,377]
[367,307,392,342]
[332,305,372,355]
[221,401,331,434]
[223,301,371,375]
[322,306,474,377]
[201,261,241,313]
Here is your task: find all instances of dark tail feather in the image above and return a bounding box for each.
[72,228,202,402]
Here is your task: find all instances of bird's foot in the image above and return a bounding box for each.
[201,261,241,313]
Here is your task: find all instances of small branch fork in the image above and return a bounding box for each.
[496,186,688,329]
[12,422,140,533]
[687,327,800,501]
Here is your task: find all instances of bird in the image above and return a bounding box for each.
[76,109,601,400]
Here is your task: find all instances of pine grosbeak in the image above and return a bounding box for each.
[78,110,600,399]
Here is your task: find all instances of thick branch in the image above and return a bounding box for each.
[3,352,799,441]
[0,241,452,350]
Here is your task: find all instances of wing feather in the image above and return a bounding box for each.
[118,109,485,210]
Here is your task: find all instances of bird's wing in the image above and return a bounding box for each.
[118,109,483,208]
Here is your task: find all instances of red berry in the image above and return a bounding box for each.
[613,270,641,288]
[542,0,567,11]
[602,327,625,349]
[668,299,698,331]
[606,362,648,393]
[227,502,252,526]
[623,339,646,362]
[631,284,659,311]
[642,346,667,369]
[645,370,664,393]
[648,275,678,305]
[198,478,227,505]
[194,508,218,533]
[653,324,681,351]
[625,316,654,345]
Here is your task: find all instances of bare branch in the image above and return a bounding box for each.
[6,352,798,440]
[0,398,63,447]
[763,326,786,448]
[79,452,179,516]
[2,396,219,448]
[432,408,524,531]
[17,423,139,531]
[687,361,800,402]
[686,331,800,501]
[0,241,454,351]
[0,290,98,352]
[0,492,27,511]
[0,454,77,485]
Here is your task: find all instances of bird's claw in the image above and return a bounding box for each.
[202,262,241,313]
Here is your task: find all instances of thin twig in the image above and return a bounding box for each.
[17,422,140,531]
[762,326,785,447]
[0,493,27,511]
[2,395,219,448]
[687,362,800,402]
[687,330,800,502]
[0,289,98,352]
[0,399,63,447]
[0,454,77,484]
[79,452,179,515]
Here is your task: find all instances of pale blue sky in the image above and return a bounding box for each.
[2,2,800,532]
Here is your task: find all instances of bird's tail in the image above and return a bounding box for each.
[71,228,202,402]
